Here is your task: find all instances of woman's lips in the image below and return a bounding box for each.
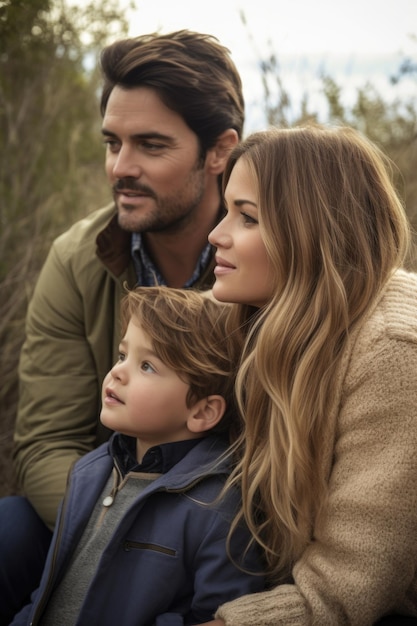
[214,256,235,275]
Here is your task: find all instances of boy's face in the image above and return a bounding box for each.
[100,320,199,459]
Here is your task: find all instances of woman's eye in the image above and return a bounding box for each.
[241,212,258,225]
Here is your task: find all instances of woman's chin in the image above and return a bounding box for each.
[211,285,230,303]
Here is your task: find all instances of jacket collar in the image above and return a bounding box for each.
[96,211,131,277]
[105,432,231,489]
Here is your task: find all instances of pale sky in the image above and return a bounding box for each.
[124,0,416,56]
[119,0,416,130]
[66,0,417,131]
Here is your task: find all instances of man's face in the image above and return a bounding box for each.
[102,85,206,233]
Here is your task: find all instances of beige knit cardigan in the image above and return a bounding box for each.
[216,269,417,626]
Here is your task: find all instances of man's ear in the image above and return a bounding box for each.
[205,129,239,175]
[187,395,226,434]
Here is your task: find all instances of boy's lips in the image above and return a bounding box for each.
[104,388,124,404]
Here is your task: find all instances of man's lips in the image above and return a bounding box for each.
[113,180,156,199]
[214,256,236,275]
[116,190,146,197]
[114,190,152,202]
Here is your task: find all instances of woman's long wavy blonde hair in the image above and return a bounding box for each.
[223,125,411,582]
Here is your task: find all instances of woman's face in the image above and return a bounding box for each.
[208,157,274,307]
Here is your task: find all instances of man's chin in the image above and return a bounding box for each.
[116,203,153,232]
[117,216,144,233]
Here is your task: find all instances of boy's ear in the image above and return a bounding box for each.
[187,395,226,434]
[205,129,239,175]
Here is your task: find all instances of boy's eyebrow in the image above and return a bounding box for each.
[119,338,162,362]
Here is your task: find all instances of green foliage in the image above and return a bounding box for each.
[0,0,131,242]
[0,0,132,495]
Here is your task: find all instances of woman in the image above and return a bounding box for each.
[204,125,417,625]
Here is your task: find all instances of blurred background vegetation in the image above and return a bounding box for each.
[1,0,416,496]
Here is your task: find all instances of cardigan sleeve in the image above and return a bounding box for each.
[216,302,417,625]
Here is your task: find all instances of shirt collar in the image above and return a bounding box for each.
[131,232,212,288]
[111,433,204,476]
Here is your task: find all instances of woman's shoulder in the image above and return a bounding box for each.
[346,269,417,371]
[376,269,417,341]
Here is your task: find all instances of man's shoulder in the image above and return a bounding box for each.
[49,203,121,273]
[55,202,116,247]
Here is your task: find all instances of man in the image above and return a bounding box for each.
[0,29,244,625]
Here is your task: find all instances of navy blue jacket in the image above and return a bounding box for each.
[13,435,264,625]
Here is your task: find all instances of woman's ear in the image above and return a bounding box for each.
[205,129,239,175]
[186,395,226,434]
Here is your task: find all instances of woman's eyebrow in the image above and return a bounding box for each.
[234,199,258,208]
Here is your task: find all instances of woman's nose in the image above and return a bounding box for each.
[209,218,231,247]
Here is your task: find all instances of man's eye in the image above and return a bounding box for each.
[103,139,120,152]
[141,141,166,151]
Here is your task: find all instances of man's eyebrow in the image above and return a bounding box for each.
[101,128,173,143]
[101,128,116,137]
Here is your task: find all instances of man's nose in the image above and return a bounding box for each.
[111,145,142,179]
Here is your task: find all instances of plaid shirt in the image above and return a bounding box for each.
[131,232,212,287]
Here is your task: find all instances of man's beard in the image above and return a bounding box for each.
[113,169,206,234]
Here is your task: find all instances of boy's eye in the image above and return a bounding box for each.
[141,361,156,373]
[117,352,126,362]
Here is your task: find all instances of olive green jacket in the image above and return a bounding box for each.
[14,203,216,529]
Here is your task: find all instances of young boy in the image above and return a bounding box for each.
[12,287,264,626]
